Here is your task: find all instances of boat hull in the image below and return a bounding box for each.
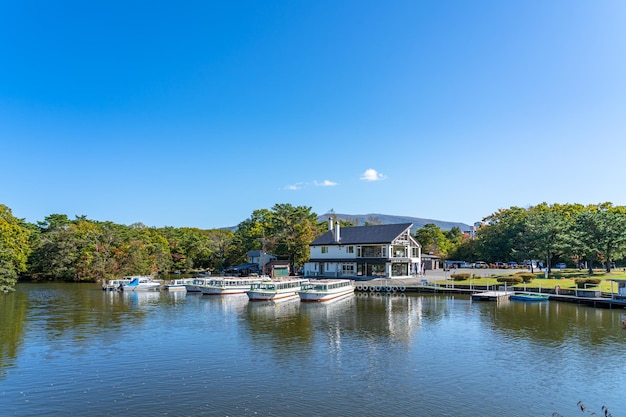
[200,286,251,295]
[246,290,299,301]
[121,283,160,292]
[510,293,549,301]
[299,287,354,302]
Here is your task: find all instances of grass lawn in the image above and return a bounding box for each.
[442,268,626,293]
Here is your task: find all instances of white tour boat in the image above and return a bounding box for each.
[120,276,161,292]
[199,277,263,295]
[246,278,309,301]
[164,278,193,291]
[298,279,355,302]
[184,277,212,293]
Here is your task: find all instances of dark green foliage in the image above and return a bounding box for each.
[497,276,523,284]
[450,273,471,281]
[513,272,536,283]
[574,278,602,288]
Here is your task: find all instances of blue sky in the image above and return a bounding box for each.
[2,0,625,229]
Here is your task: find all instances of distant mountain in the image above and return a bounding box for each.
[318,213,472,233]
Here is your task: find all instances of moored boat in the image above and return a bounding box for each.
[246,278,309,301]
[298,279,355,302]
[509,292,549,301]
[102,277,132,291]
[199,277,263,295]
[120,276,161,292]
[165,278,193,291]
[185,277,212,293]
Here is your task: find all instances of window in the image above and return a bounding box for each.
[321,246,328,254]
[342,263,355,275]
[347,246,354,254]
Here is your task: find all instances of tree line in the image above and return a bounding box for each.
[0,203,323,291]
[421,202,626,274]
[3,201,626,292]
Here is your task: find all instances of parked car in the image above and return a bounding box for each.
[506,261,518,268]
[555,263,567,269]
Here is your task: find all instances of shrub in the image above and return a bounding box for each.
[497,276,523,284]
[450,273,471,281]
[513,272,535,283]
[574,278,602,288]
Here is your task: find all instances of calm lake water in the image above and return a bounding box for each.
[1,283,625,416]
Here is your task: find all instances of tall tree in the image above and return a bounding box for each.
[269,204,320,272]
[573,205,626,274]
[415,224,451,258]
[0,205,32,291]
[525,205,569,276]
[478,207,528,262]
[232,208,275,266]
[206,229,235,273]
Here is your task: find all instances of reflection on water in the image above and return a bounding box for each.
[1,283,625,416]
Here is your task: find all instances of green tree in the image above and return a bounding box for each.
[415,224,451,258]
[233,204,322,273]
[0,205,32,291]
[269,204,320,272]
[573,204,626,274]
[477,207,528,262]
[232,208,275,266]
[206,229,235,273]
[525,205,569,275]
[30,215,80,281]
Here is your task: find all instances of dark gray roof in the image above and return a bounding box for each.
[311,223,413,246]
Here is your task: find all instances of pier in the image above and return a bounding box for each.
[350,271,626,309]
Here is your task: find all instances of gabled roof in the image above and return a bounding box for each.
[310,223,413,246]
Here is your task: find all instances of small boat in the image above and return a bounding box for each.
[199,277,263,295]
[120,276,161,292]
[102,277,132,291]
[509,292,549,301]
[298,279,355,302]
[165,278,193,291]
[246,278,309,301]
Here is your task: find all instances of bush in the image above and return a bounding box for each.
[497,276,523,284]
[574,278,602,288]
[513,272,535,283]
[450,273,471,281]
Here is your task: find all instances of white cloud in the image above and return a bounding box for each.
[314,180,338,187]
[360,168,386,181]
[284,183,303,190]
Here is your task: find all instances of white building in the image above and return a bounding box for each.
[303,219,421,279]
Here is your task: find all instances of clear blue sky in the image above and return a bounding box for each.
[2,1,625,229]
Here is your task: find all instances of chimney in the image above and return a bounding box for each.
[328,217,334,231]
[334,220,341,243]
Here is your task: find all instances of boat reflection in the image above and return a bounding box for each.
[299,293,356,319]
[245,296,300,320]
[198,293,249,315]
[120,290,161,308]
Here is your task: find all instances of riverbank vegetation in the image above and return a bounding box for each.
[441,269,626,293]
[2,201,626,292]
[0,203,321,290]
[424,202,626,275]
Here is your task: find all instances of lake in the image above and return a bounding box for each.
[1,283,625,416]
